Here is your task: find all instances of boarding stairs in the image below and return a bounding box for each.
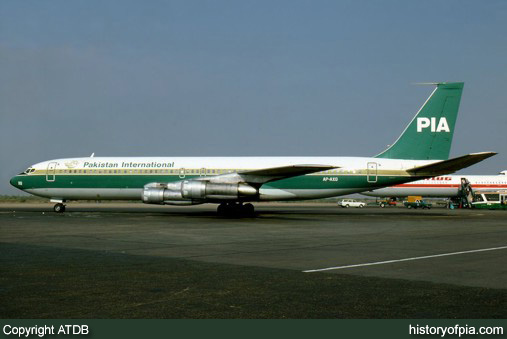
[457,178,474,208]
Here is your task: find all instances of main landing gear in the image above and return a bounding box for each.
[53,203,66,213]
[217,203,255,217]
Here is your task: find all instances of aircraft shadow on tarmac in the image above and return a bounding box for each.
[61,208,452,221]
[1,205,454,221]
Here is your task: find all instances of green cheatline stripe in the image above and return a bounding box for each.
[15,174,411,190]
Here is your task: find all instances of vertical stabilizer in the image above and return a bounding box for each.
[375,82,463,160]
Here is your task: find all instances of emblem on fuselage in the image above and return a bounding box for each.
[64,160,79,168]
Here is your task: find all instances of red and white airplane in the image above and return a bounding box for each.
[362,171,507,198]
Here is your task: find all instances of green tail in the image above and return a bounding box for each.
[375,82,464,160]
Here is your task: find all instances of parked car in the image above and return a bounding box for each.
[403,199,432,209]
[378,199,397,208]
[339,199,366,208]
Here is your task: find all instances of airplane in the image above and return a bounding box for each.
[9,82,496,215]
[362,170,507,198]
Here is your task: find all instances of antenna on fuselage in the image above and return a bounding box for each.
[90,153,95,158]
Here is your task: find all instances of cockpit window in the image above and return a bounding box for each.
[21,167,36,175]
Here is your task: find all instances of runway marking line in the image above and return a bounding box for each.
[303,245,507,273]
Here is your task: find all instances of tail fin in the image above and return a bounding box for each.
[375,82,464,160]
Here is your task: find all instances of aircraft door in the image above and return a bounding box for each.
[200,168,206,177]
[367,162,378,183]
[46,162,57,182]
[179,168,186,179]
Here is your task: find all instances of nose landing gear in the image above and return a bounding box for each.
[51,199,66,213]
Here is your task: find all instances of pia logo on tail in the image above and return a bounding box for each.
[417,117,450,132]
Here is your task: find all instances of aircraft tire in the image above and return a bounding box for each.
[217,203,227,216]
[243,203,255,216]
[217,203,255,217]
[54,203,65,213]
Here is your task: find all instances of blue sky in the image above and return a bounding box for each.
[1,1,506,194]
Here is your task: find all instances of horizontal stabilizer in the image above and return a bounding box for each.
[407,152,497,176]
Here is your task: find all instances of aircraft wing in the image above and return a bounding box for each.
[240,164,336,177]
[407,152,497,176]
[205,164,338,185]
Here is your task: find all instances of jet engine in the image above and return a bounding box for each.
[142,180,258,204]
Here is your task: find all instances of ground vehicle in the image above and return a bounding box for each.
[339,199,366,208]
[472,191,507,210]
[378,198,397,208]
[403,199,432,209]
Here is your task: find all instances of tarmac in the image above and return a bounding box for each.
[1,202,506,318]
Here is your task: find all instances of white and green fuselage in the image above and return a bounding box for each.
[11,156,441,202]
[9,82,497,210]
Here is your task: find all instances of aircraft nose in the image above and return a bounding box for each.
[10,176,20,188]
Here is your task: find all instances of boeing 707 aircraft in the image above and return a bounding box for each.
[10,82,496,215]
